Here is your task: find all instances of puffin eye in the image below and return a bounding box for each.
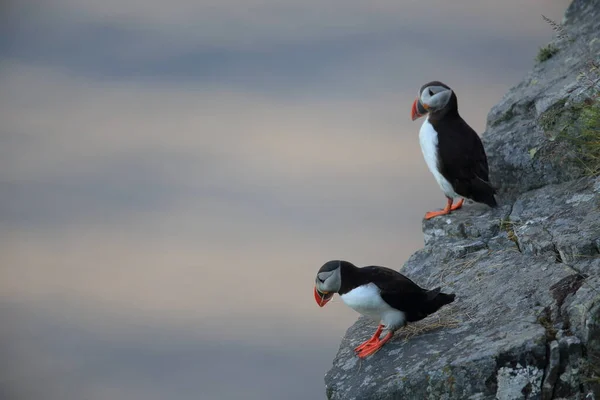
[428,88,434,96]
[317,276,325,283]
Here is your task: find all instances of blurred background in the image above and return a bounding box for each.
[0,1,570,399]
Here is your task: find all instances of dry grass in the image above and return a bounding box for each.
[344,304,465,350]
[541,15,600,93]
[395,305,462,342]
[396,315,460,342]
[541,15,570,41]
[436,250,491,288]
[453,251,490,271]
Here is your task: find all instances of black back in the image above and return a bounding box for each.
[424,81,497,207]
[337,261,455,322]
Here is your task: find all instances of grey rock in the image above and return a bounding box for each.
[496,363,544,400]
[422,202,512,247]
[554,336,584,398]
[585,392,596,400]
[509,177,600,263]
[542,341,560,400]
[481,0,600,196]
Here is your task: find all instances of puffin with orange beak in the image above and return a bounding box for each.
[411,81,497,220]
[314,260,455,358]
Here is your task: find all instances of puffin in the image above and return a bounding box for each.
[410,81,497,220]
[314,260,455,358]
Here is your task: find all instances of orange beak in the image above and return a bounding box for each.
[411,99,428,121]
[314,286,332,307]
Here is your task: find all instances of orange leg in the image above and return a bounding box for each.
[450,198,464,211]
[354,324,383,352]
[356,331,394,358]
[424,198,464,220]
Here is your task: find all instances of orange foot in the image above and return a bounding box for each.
[450,198,464,211]
[354,324,383,352]
[424,198,464,220]
[356,332,393,358]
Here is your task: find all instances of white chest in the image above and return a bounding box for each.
[340,283,406,330]
[341,283,389,316]
[418,120,457,198]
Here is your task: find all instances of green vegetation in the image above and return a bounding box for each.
[577,99,600,174]
[534,16,600,176]
[536,44,559,63]
[537,97,600,176]
[492,105,515,127]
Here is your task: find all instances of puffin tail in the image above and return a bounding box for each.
[470,177,498,208]
[479,192,498,208]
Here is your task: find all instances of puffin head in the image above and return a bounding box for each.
[314,260,343,307]
[411,81,455,121]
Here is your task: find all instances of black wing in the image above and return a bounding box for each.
[435,117,497,206]
[360,266,455,322]
[359,266,430,320]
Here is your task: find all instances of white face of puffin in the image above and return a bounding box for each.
[314,266,341,307]
[411,84,454,121]
[419,85,453,112]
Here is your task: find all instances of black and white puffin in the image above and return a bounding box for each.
[410,81,497,220]
[313,260,455,358]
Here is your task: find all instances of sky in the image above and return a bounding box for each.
[0,1,570,399]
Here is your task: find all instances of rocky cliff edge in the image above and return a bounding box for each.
[324,1,600,399]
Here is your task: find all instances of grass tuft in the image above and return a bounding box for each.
[397,314,460,342]
[536,44,559,63]
[395,304,461,343]
[542,15,571,41]
[499,218,521,250]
